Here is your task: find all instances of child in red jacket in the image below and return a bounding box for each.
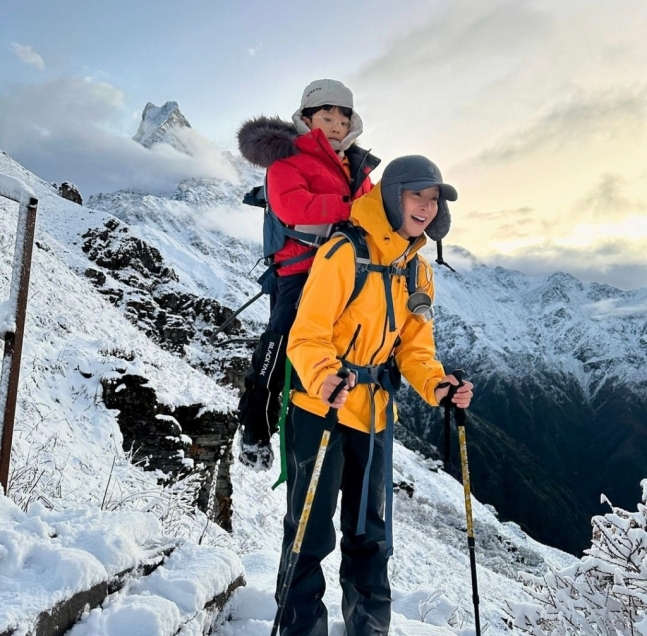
[236,79,380,469]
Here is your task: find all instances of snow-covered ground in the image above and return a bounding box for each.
[1,436,576,635]
[0,494,244,636]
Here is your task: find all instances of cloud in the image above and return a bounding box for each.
[247,43,262,57]
[349,0,559,162]
[465,87,647,166]
[199,204,264,245]
[460,207,551,241]
[573,173,647,218]
[356,0,553,84]
[349,0,647,288]
[10,43,45,70]
[0,77,237,196]
[350,0,647,170]
[583,297,647,319]
[485,238,647,291]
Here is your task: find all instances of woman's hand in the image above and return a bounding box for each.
[320,371,356,408]
[434,375,474,408]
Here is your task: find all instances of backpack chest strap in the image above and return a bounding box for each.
[365,263,398,333]
[327,236,414,334]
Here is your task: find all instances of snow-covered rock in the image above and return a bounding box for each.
[0,494,243,636]
[133,101,192,152]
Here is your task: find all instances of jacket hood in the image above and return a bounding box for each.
[237,116,298,168]
[349,183,426,265]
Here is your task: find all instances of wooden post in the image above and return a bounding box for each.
[0,175,38,492]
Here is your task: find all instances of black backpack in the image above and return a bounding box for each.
[243,183,334,296]
[243,185,420,310]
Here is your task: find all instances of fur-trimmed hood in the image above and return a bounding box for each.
[237,116,298,168]
[237,112,366,168]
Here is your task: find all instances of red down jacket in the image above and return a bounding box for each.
[267,128,378,275]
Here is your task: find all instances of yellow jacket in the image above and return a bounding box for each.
[287,183,445,433]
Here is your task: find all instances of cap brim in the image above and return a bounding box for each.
[402,180,458,202]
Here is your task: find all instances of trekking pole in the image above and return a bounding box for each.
[271,368,350,636]
[443,394,451,465]
[445,368,481,636]
[208,290,264,344]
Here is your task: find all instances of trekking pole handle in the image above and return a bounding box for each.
[324,368,350,429]
[450,369,467,427]
[437,368,465,405]
[438,369,467,429]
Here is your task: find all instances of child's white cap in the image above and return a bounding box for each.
[300,79,354,111]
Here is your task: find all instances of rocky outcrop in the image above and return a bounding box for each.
[81,218,245,358]
[58,182,83,205]
[102,373,236,531]
[80,219,255,533]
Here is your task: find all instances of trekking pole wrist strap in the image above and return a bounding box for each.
[327,368,350,405]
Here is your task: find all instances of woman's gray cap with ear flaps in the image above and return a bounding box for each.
[381,155,457,241]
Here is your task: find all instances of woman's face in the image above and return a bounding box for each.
[397,186,440,239]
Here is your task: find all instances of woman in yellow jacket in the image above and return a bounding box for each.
[278,155,474,636]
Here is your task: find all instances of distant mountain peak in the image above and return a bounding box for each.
[132,101,192,151]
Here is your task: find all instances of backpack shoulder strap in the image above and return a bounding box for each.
[324,224,370,311]
[407,254,419,295]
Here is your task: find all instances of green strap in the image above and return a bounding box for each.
[272,357,292,489]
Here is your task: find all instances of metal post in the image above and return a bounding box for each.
[0,174,38,492]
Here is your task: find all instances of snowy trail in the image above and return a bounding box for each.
[221,552,462,635]
[218,436,575,635]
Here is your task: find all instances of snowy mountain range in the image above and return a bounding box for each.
[0,100,645,634]
[405,243,647,554]
[102,103,647,552]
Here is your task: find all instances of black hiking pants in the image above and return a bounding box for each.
[276,405,391,636]
[237,273,308,449]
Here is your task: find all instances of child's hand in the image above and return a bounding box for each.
[321,372,356,408]
[434,375,473,408]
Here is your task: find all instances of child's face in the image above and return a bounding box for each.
[397,186,440,240]
[302,106,351,142]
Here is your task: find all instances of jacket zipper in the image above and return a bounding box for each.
[341,323,362,360]
[369,312,389,366]
[317,136,352,193]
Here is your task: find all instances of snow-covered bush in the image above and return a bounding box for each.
[509,479,647,635]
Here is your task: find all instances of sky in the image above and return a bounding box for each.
[1,0,646,290]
